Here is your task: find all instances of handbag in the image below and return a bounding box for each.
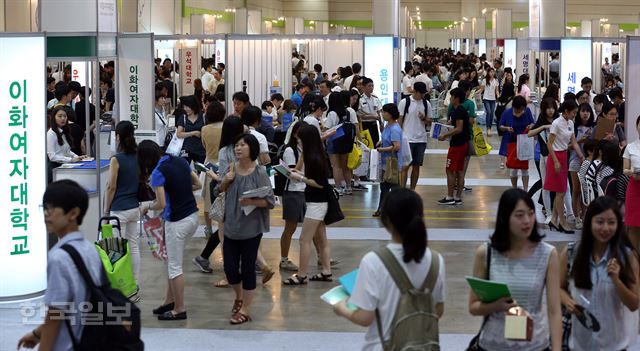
[141,214,167,261]
[467,243,492,351]
[561,242,576,350]
[95,216,138,298]
[516,133,535,161]
[165,116,186,156]
[324,185,344,225]
[347,142,363,170]
[471,125,492,157]
[383,154,400,184]
[506,143,529,169]
[209,191,226,222]
[137,182,156,202]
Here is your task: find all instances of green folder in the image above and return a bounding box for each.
[465,276,511,303]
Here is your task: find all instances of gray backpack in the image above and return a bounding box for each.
[375,247,441,351]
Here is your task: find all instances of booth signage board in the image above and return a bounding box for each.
[364,36,394,105]
[215,39,225,67]
[118,35,154,130]
[479,39,487,56]
[516,39,530,77]
[626,38,640,143]
[98,0,117,33]
[71,62,91,87]
[180,48,201,98]
[560,39,592,97]
[504,39,517,72]
[602,43,612,65]
[0,36,47,299]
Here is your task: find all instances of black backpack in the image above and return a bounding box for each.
[273,145,299,196]
[402,96,431,118]
[61,245,144,351]
[331,113,356,154]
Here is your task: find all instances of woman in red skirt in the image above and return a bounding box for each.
[623,116,640,250]
[544,100,584,233]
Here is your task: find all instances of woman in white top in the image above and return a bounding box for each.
[623,116,640,250]
[469,188,562,351]
[334,188,445,351]
[480,67,500,136]
[560,197,639,351]
[47,106,88,180]
[154,89,168,146]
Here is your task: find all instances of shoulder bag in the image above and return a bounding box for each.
[466,243,491,351]
[323,185,344,225]
[209,191,226,223]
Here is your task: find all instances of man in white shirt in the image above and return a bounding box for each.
[242,105,271,166]
[208,70,225,95]
[270,93,284,119]
[398,82,433,190]
[357,77,383,146]
[412,63,434,97]
[292,52,300,69]
[201,62,214,93]
[343,62,362,91]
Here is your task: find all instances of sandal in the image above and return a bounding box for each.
[214,279,229,288]
[232,299,243,314]
[310,272,333,282]
[283,274,308,285]
[230,312,252,325]
[262,267,275,284]
[372,211,381,217]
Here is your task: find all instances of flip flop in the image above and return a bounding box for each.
[230,312,252,325]
[262,267,275,284]
[309,272,333,282]
[232,299,243,314]
[214,279,230,288]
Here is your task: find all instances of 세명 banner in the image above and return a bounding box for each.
[0,35,47,300]
[560,39,592,99]
[364,36,394,105]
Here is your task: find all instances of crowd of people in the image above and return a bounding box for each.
[31,46,640,351]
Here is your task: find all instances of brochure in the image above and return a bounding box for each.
[338,269,359,296]
[431,122,453,139]
[465,276,511,303]
[320,286,358,311]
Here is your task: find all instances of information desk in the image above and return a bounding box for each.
[53,160,110,241]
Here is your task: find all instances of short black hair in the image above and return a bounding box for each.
[241,105,262,127]
[563,92,576,102]
[580,77,592,86]
[47,77,55,84]
[55,84,71,100]
[261,100,274,110]
[320,80,335,89]
[43,180,89,225]
[458,80,472,94]
[314,64,322,73]
[270,93,284,102]
[295,83,305,92]
[234,133,260,161]
[593,93,608,105]
[449,87,465,103]
[512,96,527,109]
[361,77,374,86]
[382,103,400,120]
[352,63,362,74]
[78,86,92,98]
[575,90,588,101]
[68,81,82,93]
[608,87,623,101]
[232,91,250,104]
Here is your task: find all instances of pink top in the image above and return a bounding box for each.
[518,84,531,100]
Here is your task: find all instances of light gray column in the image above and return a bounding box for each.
[472,18,485,40]
[284,16,303,34]
[492,9,512,39]
[0,0,5,31]
[530,0,565,38]
[234,8,249,34]
[190,14,205,35]
[580,20,591,37]
[372,0,398,35]
[315,21,329,34]
[5,0,31,31]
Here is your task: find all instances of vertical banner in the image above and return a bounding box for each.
[560,39,592,98]
[215,39,225,67]
[71,62,91,87]
[516,38,530,78]
[626,38,640,143]
[180,47,200,97]
[0,35,47,300]
[364,36,394,105]
[118,34,154,130]
[478,39,487,56]
[504,39,517,72]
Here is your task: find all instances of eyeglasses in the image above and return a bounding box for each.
[38,204,57,215]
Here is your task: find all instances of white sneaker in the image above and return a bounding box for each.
[544,216,552,225]
[575,218,583,229]
[567,215,576,225]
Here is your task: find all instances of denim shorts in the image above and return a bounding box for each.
[409,142,427,166]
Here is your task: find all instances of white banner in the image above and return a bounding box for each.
[516,38,530,78]
[180,47,201,97]
[118,35,154,130]
[504,39,517,72]
[71,62,91,87]
[98,0,117,33]
[364,36,394,105]
[0,35,47,299]
[560,39,592,99]
[215,39,225,67]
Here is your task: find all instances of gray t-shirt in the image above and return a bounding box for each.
[224,166,275,240]
[44,232,106,351]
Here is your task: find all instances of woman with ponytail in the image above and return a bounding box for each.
[333,188,445,350]
[104,120,142,292]
[468,188,562,351]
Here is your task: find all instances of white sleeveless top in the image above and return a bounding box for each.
[479,242,554,351]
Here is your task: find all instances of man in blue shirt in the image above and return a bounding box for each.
[18,180,105,351]
[291,83,311,108]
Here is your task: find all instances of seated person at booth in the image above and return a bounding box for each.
[47,106,89,181]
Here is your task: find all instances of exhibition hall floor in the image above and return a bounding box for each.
[1,136,637,350]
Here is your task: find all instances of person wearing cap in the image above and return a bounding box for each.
[398,81,433,190]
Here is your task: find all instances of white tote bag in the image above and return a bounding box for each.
[165,116,185,156]
[369,149,381,182]
[516,134,535,161]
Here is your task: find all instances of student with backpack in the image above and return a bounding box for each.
[325,91,357,195]
[18,180,143,351]
[334,188,445,351]
[559,197,639,351]
[468,188,562,351]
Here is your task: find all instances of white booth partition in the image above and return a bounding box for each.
[307,36,364,77]
[626,37,640,143]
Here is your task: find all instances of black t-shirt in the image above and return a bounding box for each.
[533,116,553,156]
[74,99,96,133]
[449,106,470,147]
[176,113,206,157]
[499,82,515,104]
[304,168,329,203]
[67,123,84,156]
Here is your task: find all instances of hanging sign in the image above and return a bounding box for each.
[364,36,394,105]
[560,39,592,98]
[118,34,154,130]
[180,47,201,97]
[0,35,47,300]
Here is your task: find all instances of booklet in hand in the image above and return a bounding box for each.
[431,122,453,139]
[465,276,511,303]
[338,269,359,296]
[320,286,358,311]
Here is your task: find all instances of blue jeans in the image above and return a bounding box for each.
[483,99,496,129]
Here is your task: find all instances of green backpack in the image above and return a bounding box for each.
[374,247,441,351]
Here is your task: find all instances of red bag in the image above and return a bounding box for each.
[142,215,167,261]
[506,142,529,169]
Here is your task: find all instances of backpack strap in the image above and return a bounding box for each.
[374,246,414,293]
[420,249,440,292]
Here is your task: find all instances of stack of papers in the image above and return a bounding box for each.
[240,186,273,215]
[431,123,453,139]
[320,269,359,311]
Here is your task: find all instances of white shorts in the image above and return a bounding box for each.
[165,212,199,279]
[305,202,328,221]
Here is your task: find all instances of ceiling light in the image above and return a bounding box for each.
[417,16,421,20]
[454,21,458,25]
[482,8,487,15]
[620,29,624,32]
[416,7,419,11]
[310,20,315,24]
[462,17,469,22]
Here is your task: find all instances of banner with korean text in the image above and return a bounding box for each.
[0,35,47,300]
[180,47,201,98]
[364,36,394,105]
[626,37,640,143]
[560,39,592,100]
[117,34,154,130]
